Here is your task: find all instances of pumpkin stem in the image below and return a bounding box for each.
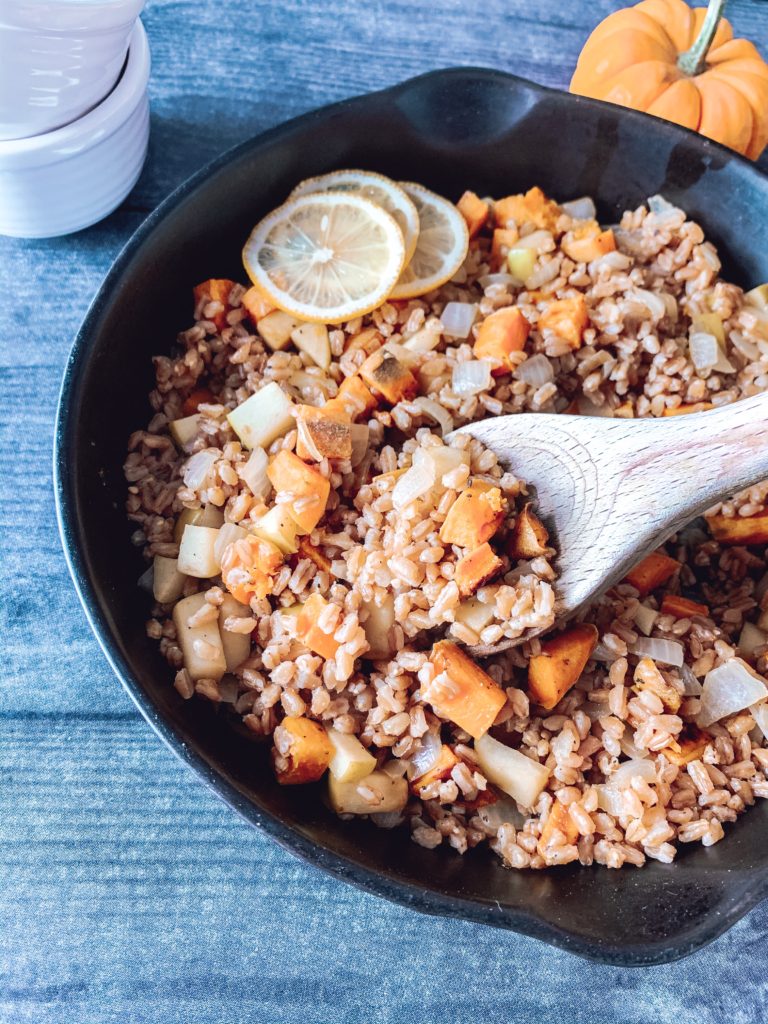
[677,0,728,76]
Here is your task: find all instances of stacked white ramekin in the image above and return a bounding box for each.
[0,0,150,237]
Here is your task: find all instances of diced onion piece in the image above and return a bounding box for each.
[413,396,454,436]
[182,448,219,490]
[240,447,271,498]
[593,251,632,272]
[633,604,659,637]
[382,340,421,367]
[591,641,618,663]
[697,658,768,727]
[407,728,443,779]
[441,302,478,340]
[629,637,684,667]
[478,273,517,289]
[739,622,767,660]
[561,196,596,221]
[474,733,550,809]
[452,359,492,395]
[350,423,370,467]
[647,194,682,219]
[679,663,703,696]
[392,462,435,510]
[689,332,735,374]
[607,758,656,790]
[514,353,554,386]
[594,784,626,817]
[751,702,768,740]
[633,289,667,320]
[477,797,526,830]
[513,230,553,251]
[402,318,443,353]
[525,261,560,290]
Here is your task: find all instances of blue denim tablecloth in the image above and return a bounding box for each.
[2,1,768,1020]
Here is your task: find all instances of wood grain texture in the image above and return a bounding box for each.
[1,0,768,1019]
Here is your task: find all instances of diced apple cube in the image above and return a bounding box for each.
[257,310,302,350]
[291,322,331,370]
[218,593,253,671]
[169,414,200,447]
[326,728,377,782]
[474,733,550,808]
[250,504,305,554]
[178,525,221,578]
[173,504,224,545]
[172,592,227,681]
[227,381,294,451]
[361,595,395,658]
[453,595,496,635]
[152,555,187,604]
[328,770,408,815]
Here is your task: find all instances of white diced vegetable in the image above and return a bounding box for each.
[452,359,492,395]
[402,318,443,353]
[326,729,377,783]
[257,309,302,350]
[474,733,550,808]
[441,302,477,340]
[414,444,469,485]
[560,196,596,221]
[218,593,252,671]
[182,448,219,490]
[251,504,304,554]
[213,522,248,565]
[173,504,224,545]
[240,447,271,498]
[328,770,408,815]
[169,414,200,447]
[291,322,331,369]
[633,603,659,637]
[178,525,221,578]
[361,595,396,658]
[629,637,685,667]
[506,248,536,284]
[391,463,435,510]
[172,592,226,681]
[454,596,496,635]
[227,381,294,451]
[152,555,187,603]
[607,758,656,790]
[697,658,768,727]
[739,622,767,660]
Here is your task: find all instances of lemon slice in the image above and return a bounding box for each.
[389,183,469,300]
[290,169,420,263]
[242,193,406,324]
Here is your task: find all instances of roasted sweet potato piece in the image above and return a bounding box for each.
[490,228,520,270]
[494,187,560,230]
[623,552,681,597]
[359,350,418,404]
[439,482,507,549]
[425,641,506,739]
[662,725,712,767]
[706,512,768,547]
[182,387,214,416]
[660,594,709,619]
[410,745,461,797]
[528,624,599,710]
[294,404,352,461]
[334,374,378,418]
[538,294,589,351]
[457,190,489,238]
[537,800,579,856]
[241,284,275,324]
[561,221,616,263]
[267,450,330,533]
[455,543,503,597]
[508,503,549,559]
[473,307,530,373]
[294,593,340,660]
[273,716,333,785]
[297,536,331,574]
[344,326,382,355]
[193,279,236,331]
[220,535,283,604]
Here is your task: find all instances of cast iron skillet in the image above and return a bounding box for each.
[55,69,768,966]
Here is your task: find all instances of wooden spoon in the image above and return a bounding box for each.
[455,392,768,655]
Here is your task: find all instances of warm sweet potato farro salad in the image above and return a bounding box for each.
[125,172,768,869]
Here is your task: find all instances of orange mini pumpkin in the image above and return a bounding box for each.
[570,0,768,159]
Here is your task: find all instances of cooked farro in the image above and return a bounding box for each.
[126,183,768,870]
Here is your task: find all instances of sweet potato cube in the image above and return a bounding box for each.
[182,387,214,416]
[294,593,340,660]
[439,482,507,549]
[706,513,768,547]
[267,450,330,533]
[241,284,275,324]
[344,326,382,355]
[455,543,503,597]
[294,404,352,461]
[473,307,530,373]
[662,402,714,417]
[220,535,283,604]
[561,222,616,263]
[662,725,711,767]
[623,552,681,597]
[457,190,489,238]
[490,228,520,270]
[193,279,236,331]
[273,716,333,785]
[494,187,559,230]
[410,745,461,797]
[538,295,589,351]
[425,641,506,739]
[334,374,378,418]
[297,536,331,574]
[359,350,418,404]
[527,624,599,710]
[508,503,550,559]
[537,800,579,856]
[660,594,709,619]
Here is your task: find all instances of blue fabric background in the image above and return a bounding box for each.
[2,1,768,1020]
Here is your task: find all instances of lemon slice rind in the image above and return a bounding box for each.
[389,182,469,300]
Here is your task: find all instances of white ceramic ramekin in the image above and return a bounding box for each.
[0,0,146,141]
[0,19,150,238]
